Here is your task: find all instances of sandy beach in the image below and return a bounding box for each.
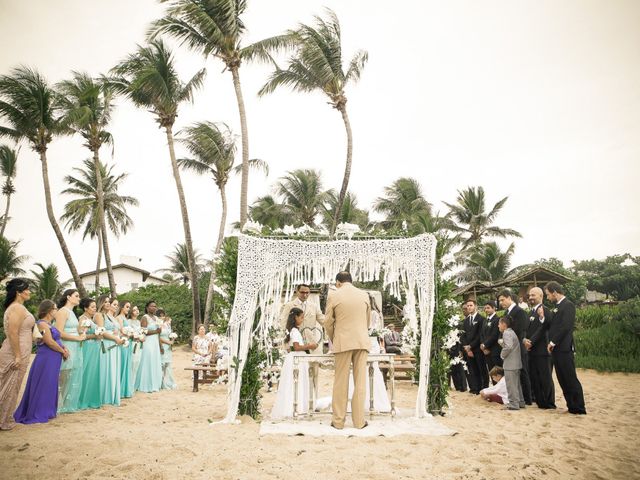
[1,346,638,480]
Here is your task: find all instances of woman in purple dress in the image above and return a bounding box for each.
[14,300,69,424]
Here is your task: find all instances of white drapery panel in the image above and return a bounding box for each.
[222,233,437,423]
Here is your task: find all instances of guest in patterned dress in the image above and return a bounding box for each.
[117,300,134,398]
[128,305,143,384]
[192,324,212,364]
[158,310,177,390]
[55,289,86,413]
[14,300,69,424]
[78,298,102,409]
[95,295,124,406]
[0,278,35,430]
[135,301,163,393]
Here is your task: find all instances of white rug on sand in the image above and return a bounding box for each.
[259,412,455,437]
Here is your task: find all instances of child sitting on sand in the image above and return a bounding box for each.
[480,366,508,404]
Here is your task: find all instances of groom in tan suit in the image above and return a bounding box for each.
[324,271,371,429]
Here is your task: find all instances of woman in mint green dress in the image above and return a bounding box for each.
[135,301,162,393]
[117,301,134,398]
[96,296,124,406]
[128,305,143,384]
[158,310,177,390]
[78,298,101,409]
[55,289,85,413]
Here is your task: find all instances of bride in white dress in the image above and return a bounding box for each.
[270,308,319,419]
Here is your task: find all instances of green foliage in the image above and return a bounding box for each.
[0,236,28,281]
[30,262,67,303]
[237,340,267,419]
[575,322,640,373]
[613,297,640,337]
[573,254,640,301]
[576,304,617,330]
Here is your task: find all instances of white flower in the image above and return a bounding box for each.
[242,220,264,234]
[169,332,178,340]
[80,319,93,329]
[442,329,461,350]
[447,314,461,328]
[122,338,129,348]
[94,327,106,336]
[402,220,408,232]
[443,298,458,309]
[335,222,361,239]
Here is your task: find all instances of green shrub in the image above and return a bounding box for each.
[576,304,618,330]
[575,322,640,373]
[612,297,640,337]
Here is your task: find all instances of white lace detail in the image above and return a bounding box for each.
[223,233,437,423]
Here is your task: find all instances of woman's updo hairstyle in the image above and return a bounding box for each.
[4,278,31,309]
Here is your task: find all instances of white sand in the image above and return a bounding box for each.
[0,346,638,479]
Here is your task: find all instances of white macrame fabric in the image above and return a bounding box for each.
[222,233,437,423]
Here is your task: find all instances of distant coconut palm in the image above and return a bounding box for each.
[0,145,18,237]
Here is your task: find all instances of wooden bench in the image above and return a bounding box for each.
[379,354,416,383]
[184,364,227,392]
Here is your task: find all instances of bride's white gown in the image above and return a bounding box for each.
[348,337,391,413]
[270,329,310,419]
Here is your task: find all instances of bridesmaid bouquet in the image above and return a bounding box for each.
[122,338,130,348]
[169,332,178,340]
[95,327,107,353]
[122,326,135,338]
[80,319,93,347]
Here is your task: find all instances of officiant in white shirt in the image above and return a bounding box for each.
[279,284,325,354]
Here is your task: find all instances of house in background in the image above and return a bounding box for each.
[78,255,169,293]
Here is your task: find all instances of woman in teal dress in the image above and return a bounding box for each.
[96,296,124,406]
[128,305,143,384]
[78,298,101,409]
[135,301,162,393]
[117,300,134,398]
[157,310,177,390]
[55,289,85,413]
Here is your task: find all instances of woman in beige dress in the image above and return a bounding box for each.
[0,278,35,430]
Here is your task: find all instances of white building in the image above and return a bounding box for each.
[78,256,169,293]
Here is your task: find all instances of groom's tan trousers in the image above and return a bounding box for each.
[332,349,368,429]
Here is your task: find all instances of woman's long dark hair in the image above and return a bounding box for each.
[4,278,30,309]
[56,289,78,309]
[284,307,304,344]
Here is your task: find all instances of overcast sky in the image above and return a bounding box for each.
[0,0,638,281]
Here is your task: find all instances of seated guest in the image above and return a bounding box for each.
[14,300,69,425]
[480,366,508,405]
[383,323,403,354]
[192,324,212,364]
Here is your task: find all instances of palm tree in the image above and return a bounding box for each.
[60,159,138,294]
[30,262,67,302]
[111,40,205,327]
[148,0,292,228]
[444,186,521,251]
[0,145,18,236]
[159,243,205,285]
[0,236,28,282]
[457,241,516,283]
[321,190,368,230]
[373,177,432,232]
[177,121,267,327]
[276,169,326,227]
[0,67,87,297]
[248,195,292,230]
[57,72,118,294]
[259,10,368,234]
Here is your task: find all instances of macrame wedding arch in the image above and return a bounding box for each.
[222,233,437,423]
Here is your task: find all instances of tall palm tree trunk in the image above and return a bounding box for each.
[95,229,103,294]
[0,193,11,237]
[203,184,228,329]
[164,126,201,333]
[93,149,117,295]
[331,105,354,235]
[38,150,87,297]
[230,66,250,228]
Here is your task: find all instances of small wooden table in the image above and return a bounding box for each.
[184,364,227,392]
[292,353,396,419]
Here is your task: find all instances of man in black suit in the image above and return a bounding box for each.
[543,281,587,414]
[523,287,556,409]
[497,289,532,405]
[480,300,502,375]
[461,299,487,393]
